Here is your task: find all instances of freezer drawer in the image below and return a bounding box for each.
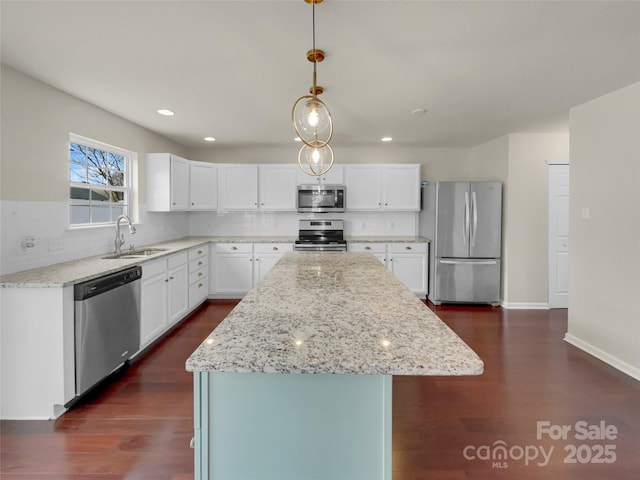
[433,258,501,305]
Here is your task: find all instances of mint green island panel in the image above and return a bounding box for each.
[194,372,391,479]
[187,252,484,479]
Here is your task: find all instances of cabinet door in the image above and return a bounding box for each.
[190,162,218,210]
[296,165,344,185]
[344,165,382,210]
[259,165,297,211]
[167,262,189,325]
[214,254,254,294]
[254,254,283,284]
[219,165,258,210]
[140,261,168,348]
[383,165,420,211]
[389,254,427,294]
[170,156,189,210]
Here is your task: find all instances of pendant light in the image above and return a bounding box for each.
[292,0,334,177]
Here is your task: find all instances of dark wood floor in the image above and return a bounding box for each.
[1,301,639,479]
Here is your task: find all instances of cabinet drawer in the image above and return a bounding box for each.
[349,242,387,254]
[142,258,166,278]
[253,243,293,254]
[188,246,208,261]
[189,256,208,273]
[388,243,427,254]
[189,268,207,285]
[168,251,188,269]
[189,277,209,307]
[215,243,253,254]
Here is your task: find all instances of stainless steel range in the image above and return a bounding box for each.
[294,219,347,252]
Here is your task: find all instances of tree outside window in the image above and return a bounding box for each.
[69,135,132,226]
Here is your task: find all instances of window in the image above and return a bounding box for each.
[69,134,133,226]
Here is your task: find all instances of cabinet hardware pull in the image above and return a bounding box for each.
[273,247,278,251]
[405,246,412,250]
[169,276,174,280]
[198,283,203,288]
[198,272,203,277]
[365,246,371,250]
[198,261,203,266]
[165,278,169,282]
[231,246,237,250]
[192,202,195,206]
[198,250,202,254]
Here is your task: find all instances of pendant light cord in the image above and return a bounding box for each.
[312,0,317,95]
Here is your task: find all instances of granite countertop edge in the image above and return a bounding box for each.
[0,235,431,288]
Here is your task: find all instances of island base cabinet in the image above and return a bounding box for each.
[193,372,392,480]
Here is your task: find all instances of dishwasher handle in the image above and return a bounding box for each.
[74,266,142,301]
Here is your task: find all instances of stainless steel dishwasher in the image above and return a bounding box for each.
[73,266,142,398]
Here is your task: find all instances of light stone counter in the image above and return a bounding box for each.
[346,235,430,243]
[186,251,482,376]
[0,235,428,288]
[0,236,295,288]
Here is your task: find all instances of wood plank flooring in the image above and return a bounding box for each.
[1,301,639,479]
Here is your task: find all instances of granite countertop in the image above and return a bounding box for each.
[186,252,483,376]
[0,235,429,288]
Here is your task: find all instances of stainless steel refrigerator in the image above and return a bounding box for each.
[420,181,502,305]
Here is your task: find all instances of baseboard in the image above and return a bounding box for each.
[501,302,550,310]
[564,333,640,381]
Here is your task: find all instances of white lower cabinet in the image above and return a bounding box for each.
[253,243,293,284]
[349,242,428,296]
[349,242,387,266]
[214,243,254,295]
[213,242,292,297]
[140,251,189,348]
[388,243,428,295]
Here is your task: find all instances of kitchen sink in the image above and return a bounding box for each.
[103,248,169,259]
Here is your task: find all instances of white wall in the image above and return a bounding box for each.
[0,65,189,274]
[566,82,640,380]
[467,133,570,308]
[504,133,569,307]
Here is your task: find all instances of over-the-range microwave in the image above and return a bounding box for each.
[297,185,346,213]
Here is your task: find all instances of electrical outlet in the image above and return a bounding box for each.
[20,236,35,251]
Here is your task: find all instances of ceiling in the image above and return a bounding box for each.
[2,1,639,149]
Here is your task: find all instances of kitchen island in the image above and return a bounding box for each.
[186,252,483,480]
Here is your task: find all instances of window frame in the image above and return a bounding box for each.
[69,134,133,228]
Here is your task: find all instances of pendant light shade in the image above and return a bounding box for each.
[298,142,334,176]
[292,94,333,148]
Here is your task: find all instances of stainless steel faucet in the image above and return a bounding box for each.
[115,215,136,254]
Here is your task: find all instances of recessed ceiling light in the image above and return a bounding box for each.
[157,109,175,116]
[294,137,302,142]
[204,137,216,142]
[381,136,393,142]
[411,108,428,116]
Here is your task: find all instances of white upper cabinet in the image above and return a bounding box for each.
[189,162,218,210]
[383,164,421,210]
[147,153,189,211]
[344,165,382,210]
[259,165,297,210]
[296,164,344,186]
[345,164,420,211]
[218,164,259,210]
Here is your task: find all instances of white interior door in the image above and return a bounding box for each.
[548,163,570,308]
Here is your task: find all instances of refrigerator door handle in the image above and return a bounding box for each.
[471,191,478,247]
[440,259,498,265]
[463,192,470,245]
